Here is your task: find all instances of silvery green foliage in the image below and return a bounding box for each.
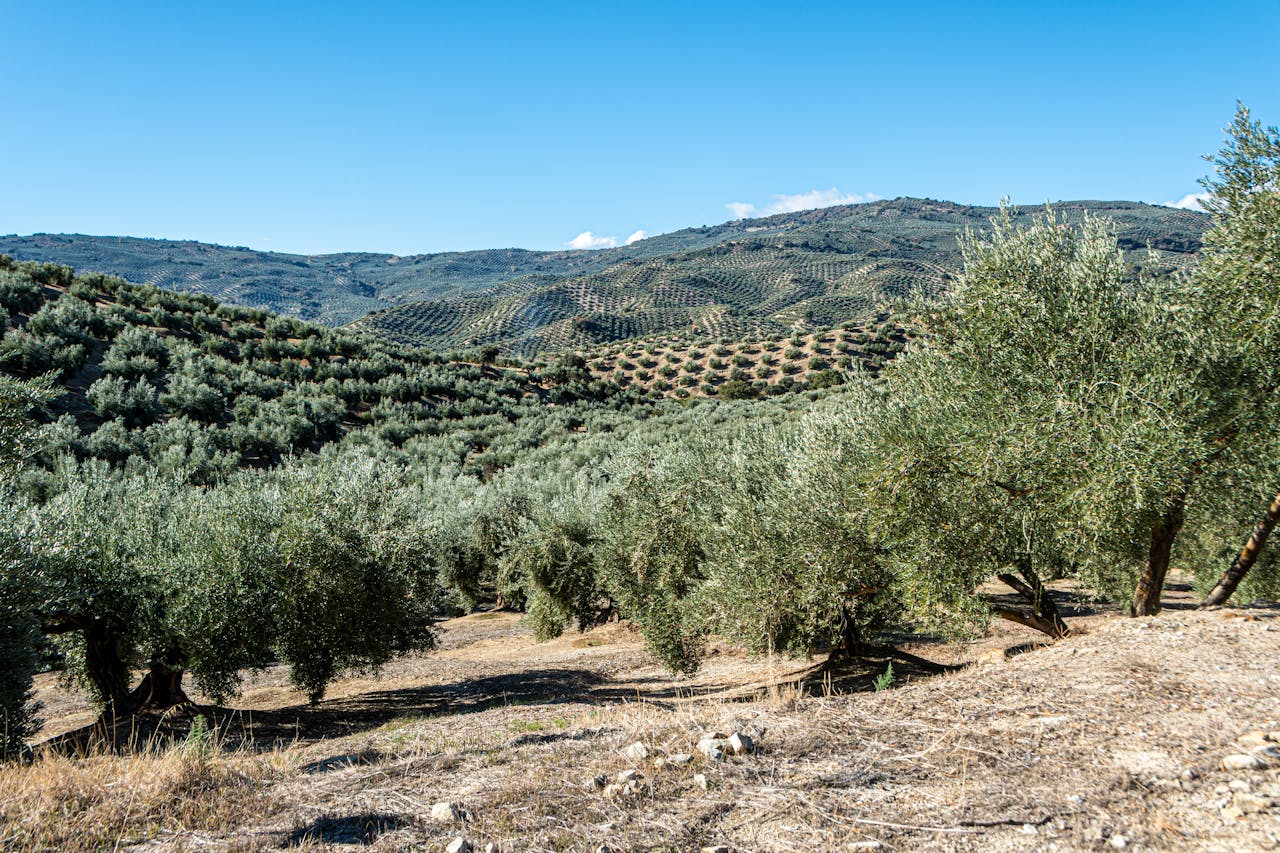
[16,450,443,714]
[246,454,441,702]
[1180,106,1280,601]
[676,412,890,659]
[852,201,1276,617]
[0,523,41,757]
[0,376,55,756]
[859,210,1183,608]
[0,374,54,471]
[595,447,709,674]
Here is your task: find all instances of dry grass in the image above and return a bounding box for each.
[0,728,293,851]
[14,598,1280,851]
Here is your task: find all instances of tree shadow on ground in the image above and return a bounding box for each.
[41,665,716,753]
[286,812,413,846]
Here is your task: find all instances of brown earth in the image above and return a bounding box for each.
[11,585,1280,852]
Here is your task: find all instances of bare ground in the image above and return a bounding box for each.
[12,589,1280,852]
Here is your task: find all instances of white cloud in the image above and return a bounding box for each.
[1164,192,1210,211]
[568,231,618,249]
[624,229,647,246]
[725,188,881,220]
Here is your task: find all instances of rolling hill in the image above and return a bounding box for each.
[0,199,1207,355]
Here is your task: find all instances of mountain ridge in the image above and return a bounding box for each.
[1,198,1208,353]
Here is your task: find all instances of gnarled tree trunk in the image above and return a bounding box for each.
[128,644,191,711]
[82,619,135,718]
[1131,496,1187,616]
[1202,490,1280,608]
[993,560,1071,639]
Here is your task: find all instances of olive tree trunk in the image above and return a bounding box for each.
[1131,497,1187,616]
[1202,490,1280,608]
[82,619,135,718]
[993,561,1071,638]
[127,644,191,711]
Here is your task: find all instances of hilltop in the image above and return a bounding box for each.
[1,200,1206,355]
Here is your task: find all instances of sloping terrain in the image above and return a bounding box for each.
[11,591,1279,851]
[350,199,1207,355]
[2,200,1207,349]
[0,258,639,479]
[579,319,907,399]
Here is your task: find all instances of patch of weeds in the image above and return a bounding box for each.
[507,719,547,733]
[873,662,895,691]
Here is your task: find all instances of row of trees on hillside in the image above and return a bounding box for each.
[1,107,1277,758]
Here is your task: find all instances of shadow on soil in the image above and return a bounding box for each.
[43,591,1278,756]
[287,812,413,846]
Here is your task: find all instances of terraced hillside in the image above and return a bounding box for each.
[2,200,1206,352]
[579,317,907,400]
[353,199,1207,355]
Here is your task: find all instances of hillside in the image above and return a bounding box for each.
[0,257,654,482]
[1,200,1207,354]
[578,316,907,399]
[327,198,1207,355]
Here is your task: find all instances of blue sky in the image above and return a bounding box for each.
[2,1,1276,255]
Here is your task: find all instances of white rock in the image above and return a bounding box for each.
[698,738,728,759]
[700,846,731,853]
[446,839,472,853]
[1254,745,1280,765]
[585,773,608,791]
[484,845,499,853]
[432,802,463,823]
[624,741,650,761]
[1230,779,1253,791]
[1236,793,1275,814]
[727,732,754,755]
[1108,834,1129,849]
[1020,823,1038,834]
[693,773,709,791]
[616,769,641,784]
[1223,753,1267,771]
[602,783,624,798]
[668,753,694,765]
[1237,731,1271,750]
[652,757,668,771]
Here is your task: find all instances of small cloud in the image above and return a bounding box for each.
[1164,192,1210,211]
[624,229,647,246]
[568,231,618,249]
[725,188,880,220]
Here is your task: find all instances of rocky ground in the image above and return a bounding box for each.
[10,590,1280,852]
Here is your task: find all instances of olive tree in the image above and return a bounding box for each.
[1190,106,1280,606]
[862,207,1214,628]
[23,452,442,719]
[0,375,55,756]
[684,410,896,660]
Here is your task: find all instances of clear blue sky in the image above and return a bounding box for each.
[2,1,1276,255]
